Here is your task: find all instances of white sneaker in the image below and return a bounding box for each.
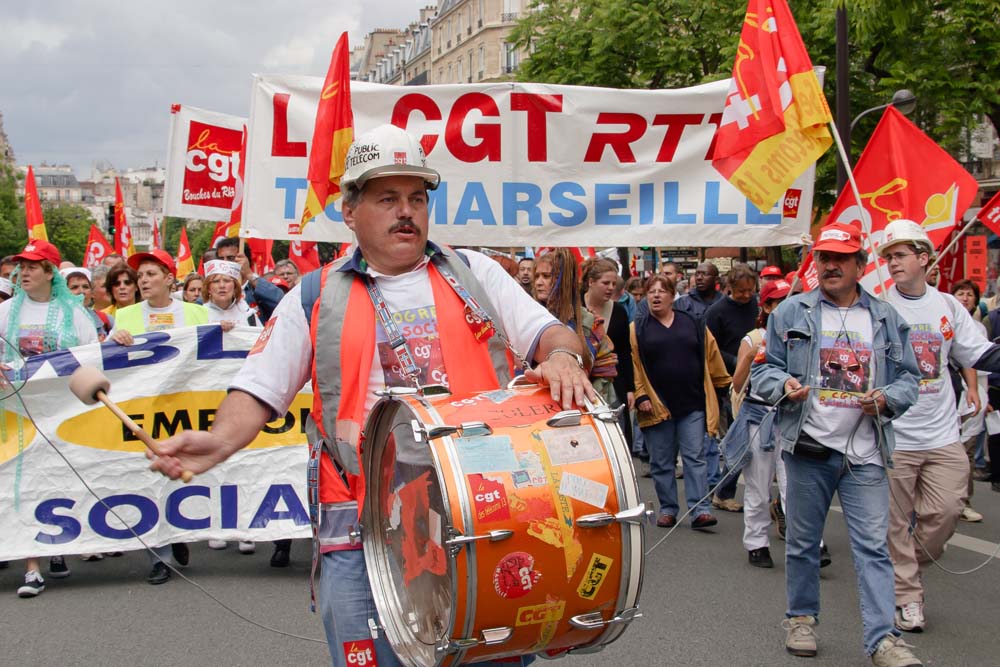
[237,541,256,554]
[871,634,923,666]
[207,540,228,550]
[895,602,925,633]
[17,570,45,598]
[960,505,984,522]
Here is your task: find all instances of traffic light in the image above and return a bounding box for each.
[107,203,115,239]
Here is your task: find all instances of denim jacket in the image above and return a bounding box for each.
[750,288,920,459]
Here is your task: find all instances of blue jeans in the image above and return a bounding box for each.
[631,409,647,459]
[642,411,711,520]
[974,430,987,469]
[320,550,533,667]
[782,450,898,657]
[704,435,721,488]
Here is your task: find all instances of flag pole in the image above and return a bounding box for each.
[828,120,890,298]
[927,217,976,274]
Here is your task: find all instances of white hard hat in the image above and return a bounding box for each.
[341,124,440,191]
[879,219,935,258]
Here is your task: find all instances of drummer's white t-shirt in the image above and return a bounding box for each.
[231,249,558,417]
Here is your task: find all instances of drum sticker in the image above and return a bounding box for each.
[509,493,557,521]
[468,473,511,523]
[455,435,519,473]
[482,389,516,404]
[388,491,402,530]
[528,595,565,651]
[513,451,548,488]
[398,472,447,585]
[515,598,566,626]
[343,639,378,666]
[531,431,584,579]
[494,551,542,599]
[541,426,603,466]
[577,553,614,600]
[558,472,609,509]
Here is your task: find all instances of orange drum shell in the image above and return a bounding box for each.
[408,386,627,663]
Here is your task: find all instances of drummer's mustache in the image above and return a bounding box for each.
[822,269,843,279]
[389,220,418,234]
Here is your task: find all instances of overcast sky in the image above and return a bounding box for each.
[0,1,431,178]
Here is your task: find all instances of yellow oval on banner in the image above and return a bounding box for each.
[0,409,38,466]
[56,392,313,453]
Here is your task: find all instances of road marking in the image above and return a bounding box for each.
[829,505,1000,557]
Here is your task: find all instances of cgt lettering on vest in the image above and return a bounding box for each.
[32,483,309,546]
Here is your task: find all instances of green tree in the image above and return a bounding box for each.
[42,204,94,266]
[0,164,27,258]
[511,1,1000,212]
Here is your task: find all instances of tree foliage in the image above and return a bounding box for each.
[42,204,94,266]
[512,0,1000,212]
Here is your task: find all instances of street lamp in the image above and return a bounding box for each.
[837,89,918,192]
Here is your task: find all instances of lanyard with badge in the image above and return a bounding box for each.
[361,255,530,391]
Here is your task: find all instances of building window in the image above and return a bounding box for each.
[479,0,485,25]
[457,59,463,83]
[504,43,520,73]
[448,64,453,82]
[478,45,485,79]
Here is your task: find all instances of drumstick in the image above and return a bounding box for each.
[69,366,194,483]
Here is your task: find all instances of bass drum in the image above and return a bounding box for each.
[360,384,646,666]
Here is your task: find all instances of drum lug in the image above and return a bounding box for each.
[588,404,624,423]
[413,421,494,442]
[374,387,420,398]
[506,375,537,390]
[568,606,642,631]
[367,617,382,639]
[348,525,363,546]
[439,627,514,654]
[547,410,582,427]
[417,383,451,397]
[576,503,654,528]
[444,528,514,555]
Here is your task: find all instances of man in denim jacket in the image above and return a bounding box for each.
[751,222,923,667]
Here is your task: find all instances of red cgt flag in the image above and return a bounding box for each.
[711,0,832,213]
[84,225,113,269]
[298,32,354,235]
[218,124,248,240]
[151,214,162,250]
[247,238,275,275]
[289,240,321,273]
[176,227,194,279]
[24,166,48,241]
[975,190,1000,236]
[114,178,135,257]
[827,106,979,294]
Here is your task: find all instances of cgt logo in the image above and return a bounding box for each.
[577,553,613,600]
[184,120,242,207]
[515,600,566,626]
[344,639,377,666]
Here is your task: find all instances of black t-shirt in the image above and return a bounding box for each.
[706,295,758,374]
[641,312,705,418]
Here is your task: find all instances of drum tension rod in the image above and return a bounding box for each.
[443,528,514,556]
[411,420,494,442]
[546,405,624,428]
[568,606,643,632]
[576,503,655,528]
[439,627,514,654]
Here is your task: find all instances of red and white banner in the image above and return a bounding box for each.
[84,225,113,269]
[242,78,817,247]
[164,104,247,221]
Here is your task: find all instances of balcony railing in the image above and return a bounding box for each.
[502,12,519,21]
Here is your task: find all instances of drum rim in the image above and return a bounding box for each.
[360,396,458,667]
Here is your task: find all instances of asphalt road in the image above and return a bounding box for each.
[2,475,998,667]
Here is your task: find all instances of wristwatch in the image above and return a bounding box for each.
[546,348,584,368]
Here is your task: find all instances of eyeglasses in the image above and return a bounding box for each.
[884,251,916,263]
[113,279,134,287]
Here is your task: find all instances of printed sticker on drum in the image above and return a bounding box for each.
[343,639,378,666]
[558,472,609,509]
[468,473,511,523]
[455,435,520,473]
[541,426,603,466]
[577,553,614,600]
[482,389,516,404]
[512,451,548,488]
[516,599,566,626]
[494,551,542,599]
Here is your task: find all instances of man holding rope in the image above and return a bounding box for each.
[751,222,923,666]
[151,124,595,667]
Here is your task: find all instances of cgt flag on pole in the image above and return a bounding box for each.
[176,226,194,279]
[24,166,48,241]
[297,32,353,235]
[289,240,321,273]
[827,106,978,294]
[151,214,163,250]
[711,0,832,213]
[114,178,135,257]
[83,225,113,269]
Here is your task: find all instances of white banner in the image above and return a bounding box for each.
[0,326,310,560]
[243,78,816,246]
[164,104,247,221]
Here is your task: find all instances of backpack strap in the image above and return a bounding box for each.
[300,269,323,326]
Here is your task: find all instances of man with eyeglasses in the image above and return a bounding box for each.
[752,221,923,666]
[878,219,1000,635]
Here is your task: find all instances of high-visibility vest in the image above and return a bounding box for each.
[306,248,511,550]
[113,300,208,334]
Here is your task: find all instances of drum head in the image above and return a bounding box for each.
[362,398,454,666]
